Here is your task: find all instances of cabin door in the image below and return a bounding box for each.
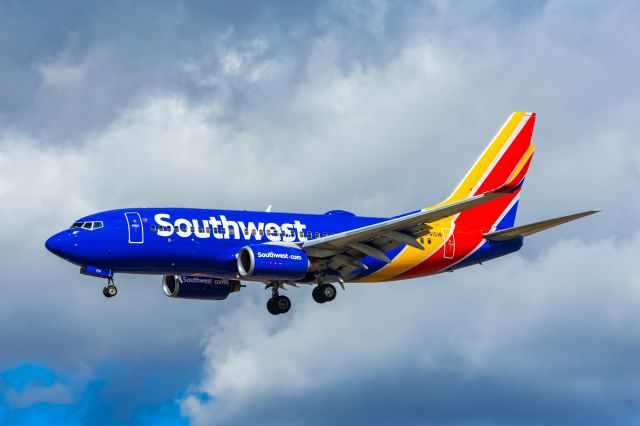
[125,212,144,244]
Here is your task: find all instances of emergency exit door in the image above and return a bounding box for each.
[442,227,455,259]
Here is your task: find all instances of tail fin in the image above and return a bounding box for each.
[439,112,537,231]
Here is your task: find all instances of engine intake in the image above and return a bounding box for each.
[162,275,242,300]
[237,244,310,281]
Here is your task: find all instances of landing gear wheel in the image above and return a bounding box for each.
[267,296,291,315]
[103,285,117,298]
[276,295,291,314]
[265,283,292,315]
[267,298,279,315]
[320,284,336,302]
[312,286,325,304]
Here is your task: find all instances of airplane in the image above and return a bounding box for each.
[45,112,598,315]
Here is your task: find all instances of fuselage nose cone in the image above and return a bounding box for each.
[45,235,62,256]
[46,232,73,259]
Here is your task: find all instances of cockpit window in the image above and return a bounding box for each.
[70,221,104,230]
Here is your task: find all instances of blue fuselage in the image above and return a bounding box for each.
[45,208,387,280]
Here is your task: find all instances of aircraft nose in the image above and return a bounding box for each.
[45,234,63,256]
[45,232,74,259]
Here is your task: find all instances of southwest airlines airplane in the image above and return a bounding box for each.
[46,112,597,315]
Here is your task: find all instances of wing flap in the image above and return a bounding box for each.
[484,210,600,241]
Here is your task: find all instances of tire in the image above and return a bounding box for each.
[320,284,336,302]
[103,287,110,298]
[312,286,325,304]
[106,285,118,297]
[267,298,279,315]
[276,296,291,314]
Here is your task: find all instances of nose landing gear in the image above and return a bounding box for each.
[103,278,118,298]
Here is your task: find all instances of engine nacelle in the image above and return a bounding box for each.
[162,275,242,300]
[237,244,310,281]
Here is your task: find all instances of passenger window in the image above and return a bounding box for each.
[299,232,304,237]
[323,232,328,237]
[205,227,210,234]
[315,232,320,238]
[244,229,249,235]
[427,238,431,244]
[307,231,312,238]
[251,230,256,236]
[198,227,203,233]
[151,225,157,232]
[259,230,264,236]
[229,228,234,235]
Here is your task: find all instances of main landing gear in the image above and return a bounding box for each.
[264,281,339,315]
[103,278,118,298]
[312,283,337,304]
[266,284,291,315]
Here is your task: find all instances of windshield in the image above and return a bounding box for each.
[70,221,104,230]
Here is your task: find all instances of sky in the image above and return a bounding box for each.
[0,0,639,424]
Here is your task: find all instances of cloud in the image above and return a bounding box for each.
[5,383,75,409]
[0,0,638,424]
[182,233,640,425]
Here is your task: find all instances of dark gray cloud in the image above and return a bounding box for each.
[0,0,638,424]
[0,0,429,143]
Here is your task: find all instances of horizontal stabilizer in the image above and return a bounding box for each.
[484,210,600,241]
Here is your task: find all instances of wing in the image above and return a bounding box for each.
[301,187,513,277]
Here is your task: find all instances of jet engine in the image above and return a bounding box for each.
[162,275,242,300]
[237,244,310,281]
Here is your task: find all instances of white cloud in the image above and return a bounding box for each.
[182,233,640,425]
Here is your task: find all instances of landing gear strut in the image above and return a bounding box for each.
[312,283,336,304]
[103,278,117,298]
[266,284,291,315]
